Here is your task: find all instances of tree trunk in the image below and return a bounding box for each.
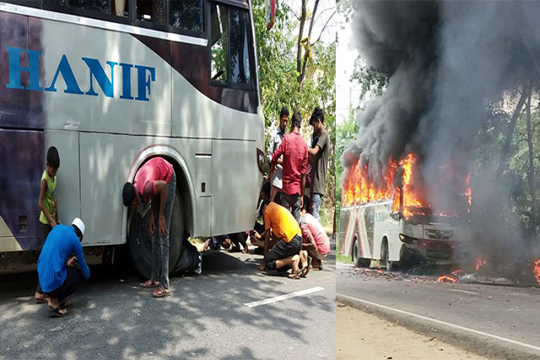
[526,82,537,239]
[498,87,528,175]
[298,0,320,92]
[297,0,307,74]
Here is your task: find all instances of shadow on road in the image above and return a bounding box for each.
[0,250,335,360]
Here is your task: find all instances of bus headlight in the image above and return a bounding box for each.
[399,233,416,244]
[256,148,265,175]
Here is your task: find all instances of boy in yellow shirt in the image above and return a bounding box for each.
[35,146,60,303]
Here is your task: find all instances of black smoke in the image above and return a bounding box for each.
[345,1,540,269]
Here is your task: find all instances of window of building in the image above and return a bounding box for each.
[210,3,227,84]
[169,0,203,33]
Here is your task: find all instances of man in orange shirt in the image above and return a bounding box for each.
[257,199,309,278]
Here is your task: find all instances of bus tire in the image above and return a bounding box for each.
[128,188,184,279]
[352,238,370,267]
[381,238,393,271]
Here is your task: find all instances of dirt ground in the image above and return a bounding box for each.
[336,303,490,360]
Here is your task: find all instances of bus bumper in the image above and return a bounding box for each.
[402,238,456,265]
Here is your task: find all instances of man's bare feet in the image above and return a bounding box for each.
[35,292,48,303]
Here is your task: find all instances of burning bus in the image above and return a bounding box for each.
[338,152,472,270]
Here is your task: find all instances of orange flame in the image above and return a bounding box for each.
[342,152,471,219]
[438,275,458,283]
[534,259,540,286]
[475,256,487,271]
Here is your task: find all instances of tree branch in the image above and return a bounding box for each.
[498,85,528,175]
[311,11,337,46]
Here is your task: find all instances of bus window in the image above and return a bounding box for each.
[43,0,67,7]
[210,4,228,83]
[169,0,203,33]
[137,0,165,24]
[229,8,252,86]
[9,0,41,8]
[113,0,127,16]
[69,0,110,14]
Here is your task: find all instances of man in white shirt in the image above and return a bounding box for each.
[266,107,289,201]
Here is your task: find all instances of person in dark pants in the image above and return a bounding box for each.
[123,157,176,298]
[308,107,330,220]
[37,218,90,317]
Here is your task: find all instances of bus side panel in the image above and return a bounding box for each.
[337,207,350,254]
[372,203,402,262]
[0,13,45,130]
[45,129,81,230]
[0,129,43,251]
[40,20,172,137]
[78,133,210,245]
[211,139,260,236]
[357,207,373,259]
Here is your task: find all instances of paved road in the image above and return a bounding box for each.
[336,262,540,360]
[0,249,335,360]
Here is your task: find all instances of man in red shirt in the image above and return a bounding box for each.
[122,157,176,298]
[270,110,308,223]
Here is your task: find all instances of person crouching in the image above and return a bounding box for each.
[257,200,309,279]
[37,218,90,317]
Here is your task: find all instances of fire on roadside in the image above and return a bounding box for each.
[534,259,540,286]
[475,256,487,271]
[342,152,472,219]
[437,275,458,283]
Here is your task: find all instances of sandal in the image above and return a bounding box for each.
[152,286,171,298]
[301,257,312,278]
[288,269,302,279]
[141,279,160,288]
[60,300,72,308]
[48,305,68,318]
[35,297,48,304]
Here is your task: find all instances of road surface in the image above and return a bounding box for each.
[0,249,335,360]
[336,262,540,360]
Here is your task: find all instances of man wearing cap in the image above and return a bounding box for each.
[37,218,90,317]
[122,157,176,298]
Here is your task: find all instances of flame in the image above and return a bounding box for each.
[342,152,472,219]
[438,275,458,283]
[475,256,487,271]
[451,269,465,277]
[534,259,540,286]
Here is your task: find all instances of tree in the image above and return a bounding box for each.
[252,0,337,228]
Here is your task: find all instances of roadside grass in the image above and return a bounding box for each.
[337,253,352,264]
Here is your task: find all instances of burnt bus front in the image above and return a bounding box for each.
[398,215,468,266]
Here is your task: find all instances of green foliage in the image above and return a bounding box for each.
[350,58,388,106]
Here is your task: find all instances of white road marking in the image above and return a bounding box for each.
[449,289,479,295]
[245,287,325,308]
[337,293,540,353]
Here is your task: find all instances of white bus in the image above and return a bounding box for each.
[0,0,265,277]
[338,156,470,270]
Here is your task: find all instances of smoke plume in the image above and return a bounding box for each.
[346,1,540,265]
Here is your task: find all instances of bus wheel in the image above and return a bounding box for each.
[127,188,184,279]
[381,239,393,271]
[352,238,370,267]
